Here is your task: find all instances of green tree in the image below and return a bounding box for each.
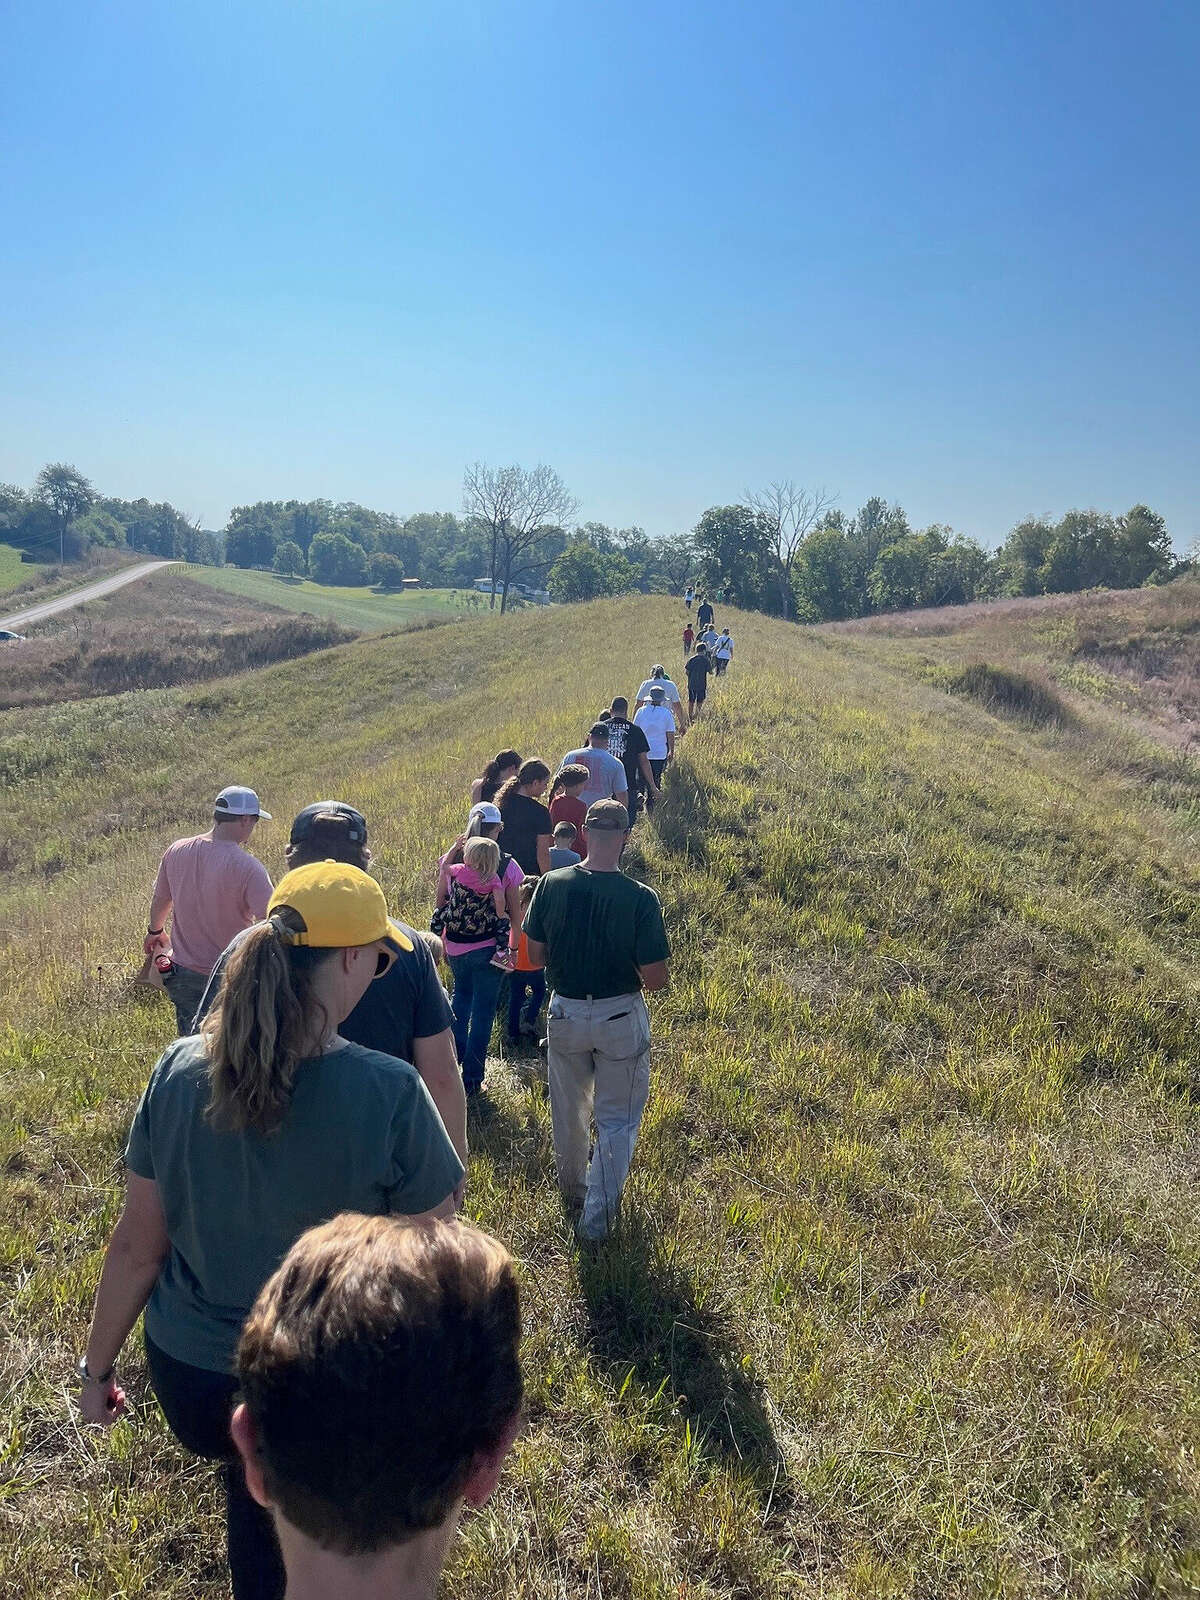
[34,462,95,563]
[791,524,857,621]
[273,539,306,577]
[692,505,776,610]
[1116,504,1172,586]
[225,503,288,568]
[308,530,369,585]
[369,551,405,588]
[548,541,634,601]
[1038,510,1118,593]
[997,516,1055,595]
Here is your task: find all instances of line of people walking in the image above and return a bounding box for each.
[76,610,745,1596]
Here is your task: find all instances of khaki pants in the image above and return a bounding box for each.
[546,991,651,1240]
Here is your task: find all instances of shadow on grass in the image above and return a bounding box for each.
[577,1215,785,1495]
[655,757,712,865]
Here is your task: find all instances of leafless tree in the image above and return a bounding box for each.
[745,480,836,619]
[462,462,578,612]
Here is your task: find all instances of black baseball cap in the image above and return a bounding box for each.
[289,801,368,847]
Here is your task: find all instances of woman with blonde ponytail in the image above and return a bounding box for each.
[77,862,463,1600]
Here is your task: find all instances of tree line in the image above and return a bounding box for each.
[1,461,1183,621]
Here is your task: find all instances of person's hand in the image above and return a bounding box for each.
[143,930,169,957]
[79,1374,126,1426]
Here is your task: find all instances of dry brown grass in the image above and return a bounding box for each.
[1,573,355,709]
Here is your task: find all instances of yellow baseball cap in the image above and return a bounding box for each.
[267,861,414,953]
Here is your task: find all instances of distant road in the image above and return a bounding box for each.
[0,559,180,631]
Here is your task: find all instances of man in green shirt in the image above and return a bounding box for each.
[524,800,670,1240]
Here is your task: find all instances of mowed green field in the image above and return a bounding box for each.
[1,596,1198,1598]
[0,541,47,596]
[180,564,471,632]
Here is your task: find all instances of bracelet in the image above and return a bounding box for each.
[77,1355,115,1387]
[147,927,164,936]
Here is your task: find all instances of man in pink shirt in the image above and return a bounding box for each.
[144,785,275,1034]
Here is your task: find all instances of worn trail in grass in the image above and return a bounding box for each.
[1,597,1198,1598]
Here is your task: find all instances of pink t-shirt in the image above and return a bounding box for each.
[438,854,522,957]
[154,834,273,975]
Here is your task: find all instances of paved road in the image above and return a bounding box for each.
[0,559,180,631]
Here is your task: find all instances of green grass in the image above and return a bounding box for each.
[180,564,472,632]
[1,596,1198,1597]
[0,541,47,596]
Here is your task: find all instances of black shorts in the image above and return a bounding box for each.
[689,686,707,704]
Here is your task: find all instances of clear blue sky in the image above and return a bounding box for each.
[2,0,1197,548]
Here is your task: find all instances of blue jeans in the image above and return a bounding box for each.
[448,946,504,1091]
[508,968,547,1039]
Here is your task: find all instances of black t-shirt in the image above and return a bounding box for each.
[604,716,650,791]
[697,602,714,625]
[685,653,712,693]
[195,920,453,1063]
[498,793,554,874]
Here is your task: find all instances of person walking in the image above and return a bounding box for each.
[685,643,713,719]
[506,877,547,1044]
[634,664,684,721]
[436,836,515,1096]
[684,584,694,611]
[524,801,670,1241]
[548,766,591,861]
[698,623,719,653]
[495,759,553,875]
[683,622,694,657]
[714,627,734,676]
[548,820,582,868]
[696,595,715,629]
[78,861,463,1600]
[230,1215,522,1600]
[144,786,274,1035]
[559,724,629,811]
[603,696,657,818]
[470,751,521,806]
[633,684,676,810]
[194,801,466,1165]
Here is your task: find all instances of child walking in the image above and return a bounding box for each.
[506,877,547,1044]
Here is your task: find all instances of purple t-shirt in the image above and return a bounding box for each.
[560,748,628,808]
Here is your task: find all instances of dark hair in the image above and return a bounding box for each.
[286,812,369,872]
[237,1215,522,1556]
[610,697,628,714]
[588,722,610,741]
[494,759,551,812]
[201,910,335,1135]
[552,820,577,842]
[477,750,521,803]
[549,763,590,799]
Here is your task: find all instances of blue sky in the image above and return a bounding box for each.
[2,0,1197,547]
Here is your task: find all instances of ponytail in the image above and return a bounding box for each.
[496,758,550,812]
[201,911,333,1135]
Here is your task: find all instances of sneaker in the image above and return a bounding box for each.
[489,949,514,972]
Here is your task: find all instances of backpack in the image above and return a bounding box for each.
[431,854,512,943]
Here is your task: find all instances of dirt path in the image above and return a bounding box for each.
[0,560,179,631]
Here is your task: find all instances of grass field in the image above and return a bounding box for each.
[3,572,354,711]
[180,564,471,632]
[1,592,1198,1597]
[0,542,47,596]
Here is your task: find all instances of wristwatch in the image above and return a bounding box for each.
[77,1355,115,1387]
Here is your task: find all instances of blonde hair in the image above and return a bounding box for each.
[463,836,500,878]
[200,909,335,1135]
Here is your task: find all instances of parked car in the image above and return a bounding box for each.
[0,629,26,641]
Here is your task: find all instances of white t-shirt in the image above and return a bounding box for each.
[715,634,733,659]
[633,703,676,760]
[635,677,681,706]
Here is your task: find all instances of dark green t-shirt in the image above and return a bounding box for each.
[125,1036,464,1373]
[523,865,670,1000]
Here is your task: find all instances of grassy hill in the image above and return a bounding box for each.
[181,563,471,632]
[1,594,1197,1598]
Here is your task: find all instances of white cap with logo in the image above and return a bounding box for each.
[215,785,272,820]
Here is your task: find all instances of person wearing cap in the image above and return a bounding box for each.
[633,684,677,811]
[523,800,670,1241]
[603,696,657,818]
[143,786,275,1035]
[77,860,463,1600]
[559,724,629,811]
[194,801,466,1166]
[634,664,686,727]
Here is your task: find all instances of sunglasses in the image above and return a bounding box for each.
[373,944,397,979]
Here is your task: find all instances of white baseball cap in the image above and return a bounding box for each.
[468,801,503,827]
[215,785,272,820]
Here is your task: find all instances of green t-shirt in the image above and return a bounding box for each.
[523,865,670,1000]
[125,1036,464,1373]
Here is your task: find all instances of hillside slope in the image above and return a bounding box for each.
[1,598,1198,1598]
